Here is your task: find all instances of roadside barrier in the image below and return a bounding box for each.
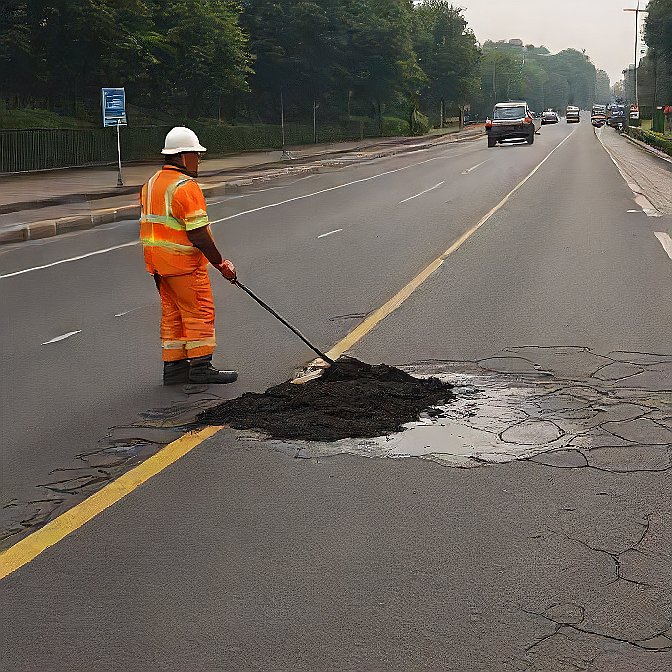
[0,120,384,173]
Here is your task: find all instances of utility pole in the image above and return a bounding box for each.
[116,122,123,187]
[623,2,649,108]
[280,91,292,161]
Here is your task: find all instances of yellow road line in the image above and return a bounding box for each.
[0,426,222,581]
[1,131,574,579]
[324,130,575,361]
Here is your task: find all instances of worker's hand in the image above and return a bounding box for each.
[216,259,237,283]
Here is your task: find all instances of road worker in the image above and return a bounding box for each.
[140,126,238,385]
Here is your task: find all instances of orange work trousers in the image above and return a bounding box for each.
[154,267,216,362]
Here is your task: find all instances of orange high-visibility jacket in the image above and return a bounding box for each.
[140,166,210,276]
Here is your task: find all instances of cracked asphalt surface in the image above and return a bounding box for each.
[1,121,670,670]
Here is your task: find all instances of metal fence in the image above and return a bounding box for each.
[0,120,384,173]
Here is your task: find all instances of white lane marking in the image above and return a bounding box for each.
[461,160,489,174]
[206,176,318,205]
[2,145,479,279]
[317,229,343,239]
[596,127,662,218]
[210,151,474,224]
[627,209,641,213]
[251,176,317,192]
[42,330,81,345]
[114,304,152,318]
[0,241,139,280]
[398,181,445,204]
[654,232,672,260]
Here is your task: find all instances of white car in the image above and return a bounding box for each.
[541,110,559,124]
[486,102,541,147]
[566,106,580,123]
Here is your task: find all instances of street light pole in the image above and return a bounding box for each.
[624,2,649,108]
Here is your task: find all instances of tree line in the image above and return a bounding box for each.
[637,0,672,112]
[1,0,611,130]
[478,41,610,113]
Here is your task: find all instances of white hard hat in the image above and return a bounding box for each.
[161,126,207,154]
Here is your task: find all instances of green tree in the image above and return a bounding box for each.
[519,59,548,112]
[0,3,33,105]
[346,0,424,130]
[644,0,672,104]
[479,47,523,111]
[595,69,611,105]
[240,0,360,121]
[150,0,251,118]
[0,0,250,120]
[413,1,480,126]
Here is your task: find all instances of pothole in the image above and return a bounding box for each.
[3,347,669,550]
[207,351,670,470]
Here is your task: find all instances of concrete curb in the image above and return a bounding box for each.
[0,204,143,244]
[622,133,672,166]
[0,129,484,246]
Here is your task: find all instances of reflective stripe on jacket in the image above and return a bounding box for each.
[140,165,210,276]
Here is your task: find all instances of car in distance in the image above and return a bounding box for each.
[566,106,580,123]
[541,110,559,125]
[485,102,541,147]
[591,114,607,127]
[607,104,626,128]
[591,104,607,127]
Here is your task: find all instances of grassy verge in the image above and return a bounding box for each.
[427,125,460,136]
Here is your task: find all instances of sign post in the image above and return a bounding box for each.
[101,88,127,187]
[280,91,292,161]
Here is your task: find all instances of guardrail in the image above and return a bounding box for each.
[0,121,383,173]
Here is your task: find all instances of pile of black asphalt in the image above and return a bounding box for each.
[198,357,453,442]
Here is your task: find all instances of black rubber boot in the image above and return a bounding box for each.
[163,359,191,385]
[188,355,238,384]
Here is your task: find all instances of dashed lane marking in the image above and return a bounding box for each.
[461,160,489,174]
[317,229,343,239]
[114,304,152,318]
[0,241,140,280]
[210,148,479,225]
[2,147,482,280]
[41,331,81,345]
[398,182,444,204]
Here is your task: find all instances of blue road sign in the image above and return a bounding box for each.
[101,88,127,127]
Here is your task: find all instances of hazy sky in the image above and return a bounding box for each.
[456,0,647,85]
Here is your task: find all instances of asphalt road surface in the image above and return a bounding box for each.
[1,120,671,671]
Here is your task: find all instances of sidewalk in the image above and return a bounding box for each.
[597,126,672,216]
[0,128,483,244]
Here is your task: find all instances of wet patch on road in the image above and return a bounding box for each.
[227,347,670,472]
[1,347,669,554]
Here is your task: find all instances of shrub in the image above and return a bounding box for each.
[627,127,672,157]
[410,109,431,136]
[381,116,411,137]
